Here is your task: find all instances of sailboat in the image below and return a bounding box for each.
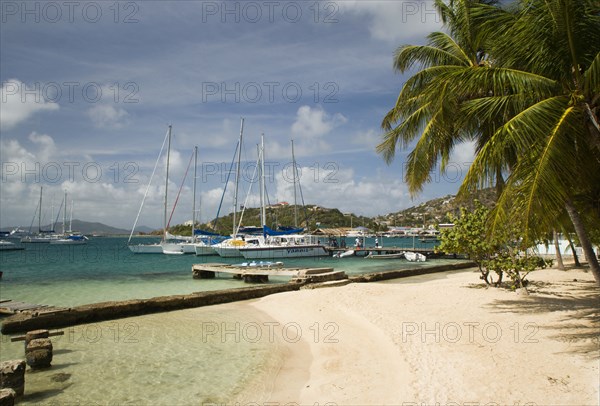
[162,146,216,255]
[210,118,266,257]
[238,135,328,260]
[50,191,88,245]
[21,186,59,243]
[128,125,173,254]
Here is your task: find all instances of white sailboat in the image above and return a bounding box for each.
[21,186,58,243]
[128,125,173,254]
[210,118,263,258]
[50,191,88,245]
[238,136,328,260]
[162,146,216,255]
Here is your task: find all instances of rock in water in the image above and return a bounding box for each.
[0,388,16,406]
[0,360,26,396]
[26,338,53,369]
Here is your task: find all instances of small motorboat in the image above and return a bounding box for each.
[365,252,405,259]
[404,251,427,262]
[333,249,355,258]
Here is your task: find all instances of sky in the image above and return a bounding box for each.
[0,1,476,230]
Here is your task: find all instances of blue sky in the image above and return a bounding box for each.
[0,1,474,229]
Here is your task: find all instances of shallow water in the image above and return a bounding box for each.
[0,303,285,405]
[0,236,443,307]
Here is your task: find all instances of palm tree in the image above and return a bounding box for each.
[458,0,600,282]
[378,0,506,197]
[379,0,600,284]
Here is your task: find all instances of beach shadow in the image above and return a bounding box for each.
[485,279,599,357]
[21,383,72,402]
[52,348,75,355]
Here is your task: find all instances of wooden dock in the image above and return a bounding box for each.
[327,246,441,257]
[0,299,52,315]
[192,263,347,283]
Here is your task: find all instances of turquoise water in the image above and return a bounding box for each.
[0,236,441,307]
[0,236,446,404]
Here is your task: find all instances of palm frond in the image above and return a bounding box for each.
[393,43,467,73]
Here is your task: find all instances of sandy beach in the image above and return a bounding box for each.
[245,266,599,405]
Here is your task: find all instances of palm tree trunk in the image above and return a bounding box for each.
[566,234,582,266]
[553,230,565,270]
[565,200,600,285]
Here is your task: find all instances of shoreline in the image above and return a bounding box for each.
[0,261,475,334]
[246,266,599,404]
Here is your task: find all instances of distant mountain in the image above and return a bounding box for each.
[1,220,153,236]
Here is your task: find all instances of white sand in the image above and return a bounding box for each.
[247,267,600,405]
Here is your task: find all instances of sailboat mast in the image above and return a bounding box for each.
[233,118,244,236]
[62,190,67,235]
[192,146,198,243]
[260,134,266,230]
[291,139,298,227]
[38,186,43,233]
[69,200,74,233]
[164,125,172,242]
[51,195,55,232]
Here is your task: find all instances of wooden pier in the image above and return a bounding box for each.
[327,246,442,257]
[192,263,347,283]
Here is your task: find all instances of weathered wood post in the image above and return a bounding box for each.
[192,270,216,279]
[25,338,53,369]
[0,388,16,406]
[24,329,49,348]
[0,360,26,397]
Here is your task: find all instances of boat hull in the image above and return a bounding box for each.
[404,252,427,262]
[240,245,329,259]
[194,245,217,256]
[213,246,243,258]
[21,236,55,243]
[50,239,86,245]
[365,252,405,259]
[129,244,164,254]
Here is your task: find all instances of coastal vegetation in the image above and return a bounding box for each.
[378,0,600,284]
[438,201,550,290]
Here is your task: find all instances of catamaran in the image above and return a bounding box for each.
[237,135,328,260]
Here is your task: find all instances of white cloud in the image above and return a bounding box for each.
[342,1,443,43]
[28,132,57,163]
[0,79,60,130]
[86,104,129,128]
[450,140,476,167]
[291,105,347,140]
[271,165,410,217]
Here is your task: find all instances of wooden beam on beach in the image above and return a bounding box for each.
[0,300,52,315]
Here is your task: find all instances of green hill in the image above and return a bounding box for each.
[160,189,498,236]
